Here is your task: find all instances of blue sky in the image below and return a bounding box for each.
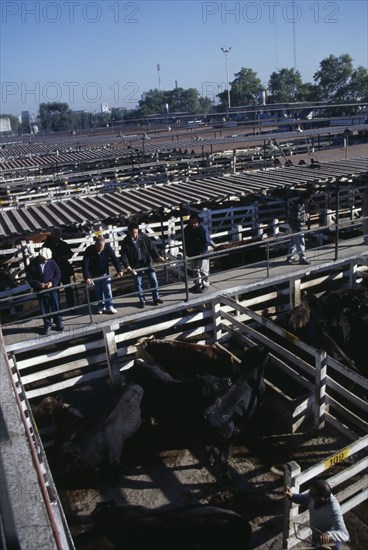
[1,0,367,116]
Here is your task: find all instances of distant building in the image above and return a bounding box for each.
[0,116,12,133]
[101,103,110,113]
[21,110,36,133]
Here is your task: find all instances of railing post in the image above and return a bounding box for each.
[212,297,222,342]
[283,461,301,549]
[103,327,122,386]
[180,214,189,302]
[315,349,327,430]
[334,179,340,261]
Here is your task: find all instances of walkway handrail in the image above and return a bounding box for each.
[0,216,366,326]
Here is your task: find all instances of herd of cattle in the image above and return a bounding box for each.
[31,287,366,548]
[33,338,269,549]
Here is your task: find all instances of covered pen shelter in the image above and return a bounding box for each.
[0,156,367,242]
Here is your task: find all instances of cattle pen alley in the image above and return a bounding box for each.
[1,236,367,550]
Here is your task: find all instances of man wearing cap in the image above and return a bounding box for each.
[44,228,75,309]
[82,236,123,314]
[26,247,64,336]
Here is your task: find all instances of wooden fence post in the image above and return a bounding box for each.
[283,460,301,549]
[103,328,121,386]
[314,349,327,430]
[212,298,222,342]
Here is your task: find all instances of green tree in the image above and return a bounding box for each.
[135,87,210,116]
[39,102,72,131]
[313,54,353,102]
[348,66,368,101]
[268,68,305,102]
[217,68,263,108]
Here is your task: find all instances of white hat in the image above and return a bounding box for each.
[39,247,52,260]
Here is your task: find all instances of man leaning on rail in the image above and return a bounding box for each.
[285,479,349,549]
[82,236,123,314]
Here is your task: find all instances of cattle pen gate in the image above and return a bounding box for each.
[2,258,368,549]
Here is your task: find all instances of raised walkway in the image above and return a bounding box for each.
[2,234,367,353]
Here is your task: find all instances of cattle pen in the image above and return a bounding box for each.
[1,236,367,549]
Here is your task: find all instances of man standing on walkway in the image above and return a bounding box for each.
[285,479,349,549]
[82,236,123,314]
[43,228,75,309]
[287,192,311,265]
[26,247,63,335]
[121,222,165,308]
[184,213,211,292]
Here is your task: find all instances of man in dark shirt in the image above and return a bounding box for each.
[26,247,63,335]
[82,236,123,314]
[43,228,75,308]
[121,222,165,308]
[184,213,211,292]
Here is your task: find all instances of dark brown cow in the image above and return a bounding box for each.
[135,337,240,379]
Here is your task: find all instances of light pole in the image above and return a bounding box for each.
[221,47,231,113]
[157,63,161,91]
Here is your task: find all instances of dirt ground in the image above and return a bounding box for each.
[46,385,367,550]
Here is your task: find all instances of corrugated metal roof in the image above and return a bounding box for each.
[0,157,367,239]
[1,125,367,173]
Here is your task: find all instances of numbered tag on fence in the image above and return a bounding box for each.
[324,447,351,470]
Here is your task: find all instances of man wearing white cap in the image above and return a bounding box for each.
[26,247,64,335]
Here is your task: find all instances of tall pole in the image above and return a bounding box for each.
[157,63,161,91]
[221,47,231,112]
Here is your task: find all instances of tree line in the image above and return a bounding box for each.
[7,53,367,134]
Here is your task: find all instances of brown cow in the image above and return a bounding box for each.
[135,336,240,380]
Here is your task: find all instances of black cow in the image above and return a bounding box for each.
[288,292,359,376]
[129,358,232,428]
[74,501,252,550]
[202,346,269,474]
[58,383,144,475]
[32,395,91,442]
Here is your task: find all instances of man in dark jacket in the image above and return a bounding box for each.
[43,228,75,308]
[121,222,165,308]
[184,213,211,292]
[82,236,123,314]
[287,192,311,265]
[26,247,63,335]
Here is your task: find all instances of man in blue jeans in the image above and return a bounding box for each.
[285,479,349,549]
[82,236,123,314]
[121,222,165,308]
[26,247,64,335]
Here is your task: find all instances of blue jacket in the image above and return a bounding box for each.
[82,243,121,279]
[26,257,61,290]
[184,223,211,257]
